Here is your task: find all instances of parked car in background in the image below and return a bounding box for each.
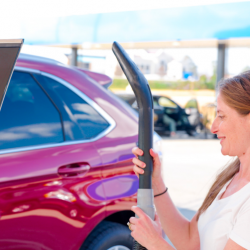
[0,54,162,250]
[115,93,200,136]
[184,98,204,132]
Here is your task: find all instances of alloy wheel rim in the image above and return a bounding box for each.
[107,246,130,250]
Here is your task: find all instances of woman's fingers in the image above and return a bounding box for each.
[132,157,146,168]
[132,147,144,157]
[150,148,161,166]
[128,217,138,232]
[132,156,146,176]
[131,206,147,219]
[154,213,161,226]
[130,223,136,231]
[133,165,144,176]
[132,147,162,179]
[129,216,138,224]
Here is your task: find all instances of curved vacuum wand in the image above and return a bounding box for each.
[112,41,155,250]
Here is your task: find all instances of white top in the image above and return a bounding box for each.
[198,179,250,250]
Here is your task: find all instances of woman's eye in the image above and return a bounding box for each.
[218,116,224,119]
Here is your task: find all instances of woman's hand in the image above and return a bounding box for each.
[132,147,162,181]
[129,206,165,250]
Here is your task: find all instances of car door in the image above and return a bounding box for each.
[185,98,200,128]
[0,70,105,250]
[157,96,179,120]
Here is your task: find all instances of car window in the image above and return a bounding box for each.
[185,99,198,109]
[153,100,159,107]
[109,91,138,119]
[0,71,63,151]
[34,74,110,140]
[132,100,138,109]
[130,99,158,109]
[158,97,177,108]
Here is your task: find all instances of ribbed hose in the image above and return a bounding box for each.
[133,240,147,250]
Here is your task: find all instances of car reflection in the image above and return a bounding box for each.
[44,181,62,186]
[12,204,30,213]
[1,209,84,228]
[0,123,63,150]
[44,189,76,202]
[87,175,138,201]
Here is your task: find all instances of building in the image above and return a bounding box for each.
[182,56,198,80]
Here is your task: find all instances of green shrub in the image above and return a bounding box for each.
[109,78,216,90]
[110,79,129,89]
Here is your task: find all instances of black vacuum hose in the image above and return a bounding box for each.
[112,41,154,250]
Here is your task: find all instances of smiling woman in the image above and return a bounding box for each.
[197,71,250,249]
[198,71,250,219]
[131,70,250,250]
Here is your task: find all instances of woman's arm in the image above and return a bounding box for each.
[153,177,200,250]
[132,147,200,250]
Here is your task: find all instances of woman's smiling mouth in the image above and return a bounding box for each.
[218,136,226,144]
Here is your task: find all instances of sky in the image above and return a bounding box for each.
[2,0,250,19]
[2,0,250,42]
[2,0,250,76]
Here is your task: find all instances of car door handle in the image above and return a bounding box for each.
[58,163,90,177]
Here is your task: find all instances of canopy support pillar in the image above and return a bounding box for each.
[71,47,78,66]
[216,42,227,88]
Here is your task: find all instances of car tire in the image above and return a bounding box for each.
[80,221,133,250]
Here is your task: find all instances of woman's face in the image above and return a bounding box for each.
[211,93,250,157]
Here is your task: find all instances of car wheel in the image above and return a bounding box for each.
[107,246,131,250]
[80,221,133,250]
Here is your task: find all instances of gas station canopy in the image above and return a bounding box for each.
[20,1,250,49]
[16,1,250,83]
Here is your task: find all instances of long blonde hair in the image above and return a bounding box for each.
[197,71,250,220]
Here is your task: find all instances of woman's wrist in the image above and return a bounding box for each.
[152,177,166,196]
[149,236,172,250]
[154,187,168,198]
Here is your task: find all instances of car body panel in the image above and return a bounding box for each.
[77,68,112,88]
[0,142,106,250]
[0,55,139,249]
[101,160,138,217]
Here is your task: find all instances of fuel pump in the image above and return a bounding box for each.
[112,41,154,250]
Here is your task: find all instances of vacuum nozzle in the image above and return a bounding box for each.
[112,41,155,250]
[112,41,154,189]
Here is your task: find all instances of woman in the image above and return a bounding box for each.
[129,72,250,250]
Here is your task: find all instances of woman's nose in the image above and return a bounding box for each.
[211,118,219,134]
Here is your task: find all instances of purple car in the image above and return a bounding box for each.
[0,53,162,250]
